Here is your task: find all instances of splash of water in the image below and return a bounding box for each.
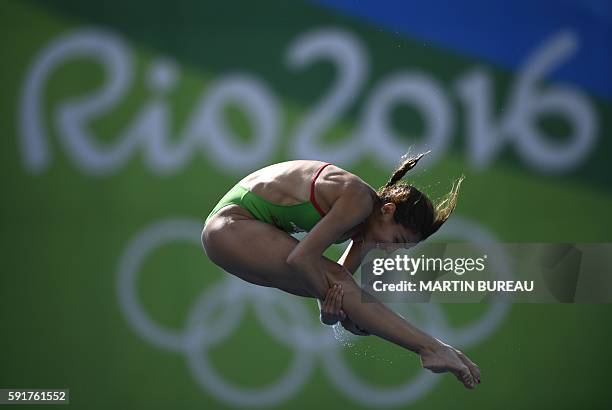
[331,323,394,364]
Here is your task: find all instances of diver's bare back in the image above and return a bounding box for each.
[237,160,373,211]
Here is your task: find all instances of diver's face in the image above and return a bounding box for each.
[363,203,421,249]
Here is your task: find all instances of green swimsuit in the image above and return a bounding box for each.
[205,163,350,244]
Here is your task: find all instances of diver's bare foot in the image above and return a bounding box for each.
[419,341,481,389]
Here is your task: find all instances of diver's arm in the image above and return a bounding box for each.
[286,181,373,298]
[316,240,367,328]
[334,239,370,334]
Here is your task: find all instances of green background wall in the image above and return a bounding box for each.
[1,1,611,408]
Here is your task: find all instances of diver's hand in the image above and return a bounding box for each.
[340,317,370,336]
[320,284,347,325]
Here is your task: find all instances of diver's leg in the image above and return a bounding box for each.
[202,205,313,297]
[202,205,479,388]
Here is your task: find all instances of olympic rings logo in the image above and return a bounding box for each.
[116,217,510,407]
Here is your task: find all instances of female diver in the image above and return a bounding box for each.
[201,152,481,389]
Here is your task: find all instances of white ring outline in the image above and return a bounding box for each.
[116,217,510,406]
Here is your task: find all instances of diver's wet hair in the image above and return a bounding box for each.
[377,151,464,241]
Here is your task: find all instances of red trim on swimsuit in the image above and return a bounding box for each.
[311,162,363,242]
[310,162,332,217]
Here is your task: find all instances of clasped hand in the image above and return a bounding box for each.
[320,283,369,336]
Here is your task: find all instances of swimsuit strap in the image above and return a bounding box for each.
[310,162,332,217]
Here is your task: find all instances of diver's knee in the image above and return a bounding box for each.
[201,218,227,263]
